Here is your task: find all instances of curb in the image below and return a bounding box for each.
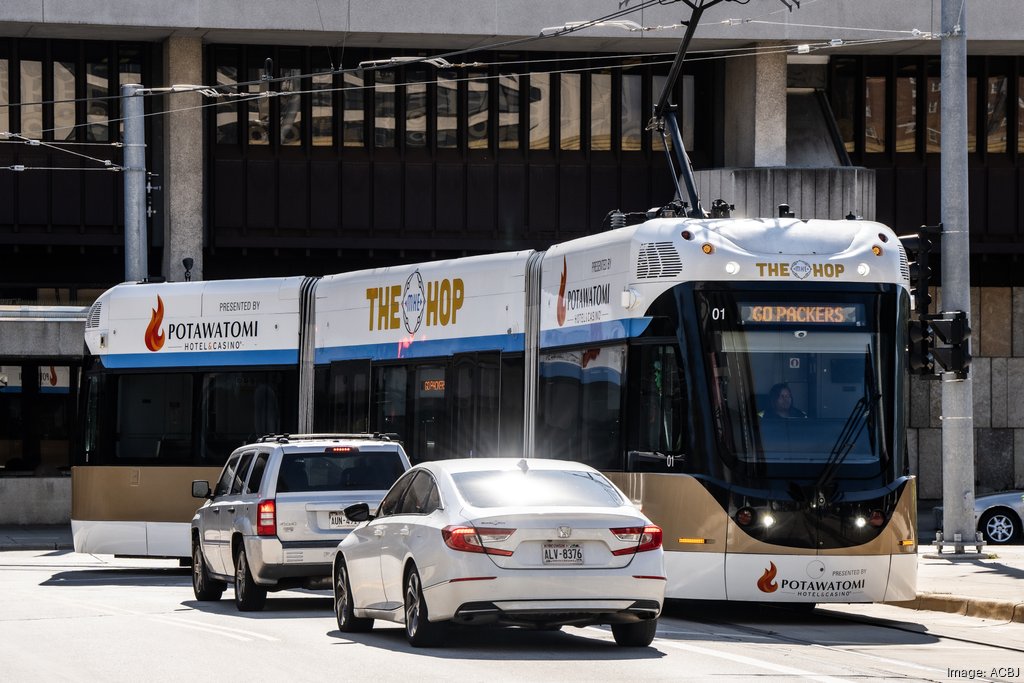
[888,592,1024,623]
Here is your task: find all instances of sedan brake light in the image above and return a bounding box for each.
[256,499,276,536]
[442,526,515,556]
[610,525,662,556]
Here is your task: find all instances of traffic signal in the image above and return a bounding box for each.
[899,224,941,318]
[907,318,934,375]
[930,311,972,378]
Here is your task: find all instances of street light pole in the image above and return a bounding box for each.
[122,83,148,282]
[939,0,977,554]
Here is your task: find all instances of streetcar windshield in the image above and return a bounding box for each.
[695,289,895,467]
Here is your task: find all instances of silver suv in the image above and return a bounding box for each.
[190,433,411,611]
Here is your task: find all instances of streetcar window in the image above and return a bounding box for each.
[629,345,686,459]
[537,345,624,469]
[696,290,893,468]
[199,371,296,464]
[115,373,193,461]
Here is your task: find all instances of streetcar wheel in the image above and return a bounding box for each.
[404,566,446,647]
[611,619,658,647]
[979,508,1021,545]
[334,558,372,633]
[191,536,224,601]
[234,546,267,612]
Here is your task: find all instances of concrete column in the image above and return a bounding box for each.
[162,36,205,282]
[723,45,787,168]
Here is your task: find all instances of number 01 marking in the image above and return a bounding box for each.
[711,307,726,321]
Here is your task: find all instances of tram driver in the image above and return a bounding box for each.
[761,382,806,419]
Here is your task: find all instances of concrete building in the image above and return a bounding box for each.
[1,1,1022,521]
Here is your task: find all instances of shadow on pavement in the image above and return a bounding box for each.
[325,623,667,660]
[41,567,191,588]
[183,594,335,620]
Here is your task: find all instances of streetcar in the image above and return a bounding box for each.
[73,213,917,601]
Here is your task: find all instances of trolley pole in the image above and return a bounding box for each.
[939,0,977,554]
[122,83,148,282]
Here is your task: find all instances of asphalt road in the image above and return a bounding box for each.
[1,550,1022,682]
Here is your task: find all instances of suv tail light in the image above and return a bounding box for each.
[442,526,515,556]
[610,525,663,556]
[257,499,276,536]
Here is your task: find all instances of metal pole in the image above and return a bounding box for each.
[122,83,148,282]
[940,0,976,553]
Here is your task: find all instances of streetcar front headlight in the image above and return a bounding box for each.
[761,513,776,528]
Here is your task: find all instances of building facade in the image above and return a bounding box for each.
[1,1,1023,515]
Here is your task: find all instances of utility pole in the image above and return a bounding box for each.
[122,83,148,282]
[939,0,977,554]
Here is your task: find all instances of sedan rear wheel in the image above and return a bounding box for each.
[404,566,446,647]
[234,546,267,612]
[980,508,1021,545]
[611,619,658,647]
[334,558,373,633]
[191,536,224,601]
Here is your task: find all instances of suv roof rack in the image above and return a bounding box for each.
[255,432,402,444]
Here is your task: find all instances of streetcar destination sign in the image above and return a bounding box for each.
[739,304,864,325]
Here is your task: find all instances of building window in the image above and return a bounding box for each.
[343,71,365,147]
[467,69,489,150]
[374,70,396,148]
[926,77,941,152]
[621,71,643,152]
[405,68,428,149]
[214,61,238,145]
[20,59,43,139]
[895,69,917,153]
[529,72,550,150]
[560,73,581,151]
[85,48,109,142]
[591,71,612,151]
[987,76,1007,153]
[53,60,77,142]
[280,65,303,147]
[437,70,458,149]
[1019,76,1024,154]
[311,66,333,147]
[246,60,270,146]
[497,73,519,149]
[0,59,8,134]
[864,76,886,153]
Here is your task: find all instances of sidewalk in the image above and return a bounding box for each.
[2,519,1021,623]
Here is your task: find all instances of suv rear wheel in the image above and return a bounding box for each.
[234,546,267,612]
[191,536,225,601]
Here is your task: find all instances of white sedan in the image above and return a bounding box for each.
[331,458,666,648]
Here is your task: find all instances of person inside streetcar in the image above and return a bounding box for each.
[762,382,806,419]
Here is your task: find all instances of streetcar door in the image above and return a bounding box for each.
[451,353,501,459]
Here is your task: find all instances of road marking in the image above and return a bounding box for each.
[41,594,277,643]
[585,627,849,683]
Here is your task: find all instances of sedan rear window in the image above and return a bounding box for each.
[451,469,626,508]
[277,451,406,493]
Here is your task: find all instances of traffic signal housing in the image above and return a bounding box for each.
[930,311,972,378]
[899,224,940,319]
[907,318,934,375]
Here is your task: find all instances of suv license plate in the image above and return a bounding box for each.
[543,543,583,565]
[328,511,356,529]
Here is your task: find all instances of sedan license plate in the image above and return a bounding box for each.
[543,542,583,565]
[328,511,356,529]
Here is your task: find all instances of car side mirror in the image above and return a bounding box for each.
[191,480,212,499]
[344,502,372,522]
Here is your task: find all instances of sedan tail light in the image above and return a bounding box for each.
[610,525,663,556]
[442,526,515,556]
[256,499,276,536]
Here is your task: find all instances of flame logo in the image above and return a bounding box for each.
[48,366,58,386]
[757,562,779,593]
[144,295,166,352]
[556,257,568,327]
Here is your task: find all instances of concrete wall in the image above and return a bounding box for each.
[910,287,1024,498]
[724,48,788,168]
[695,167,875,221]
[0,477,71,524]
[1,1,1022,52]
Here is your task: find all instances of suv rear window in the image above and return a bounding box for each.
[276,450,406,493]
